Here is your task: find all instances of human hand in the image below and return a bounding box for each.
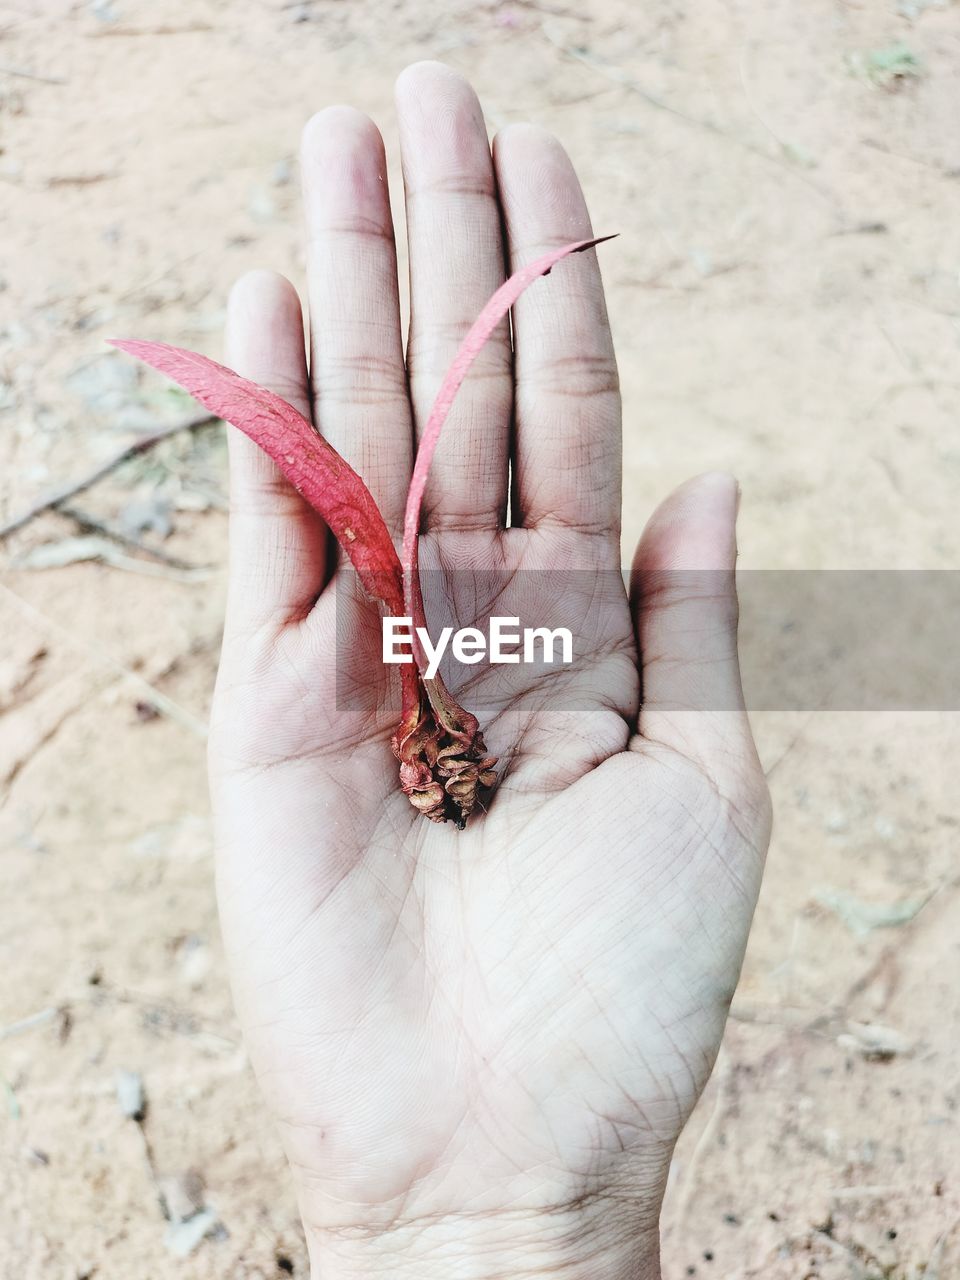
[209,60,771,1279]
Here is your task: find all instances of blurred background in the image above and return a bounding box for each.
[1,1,959,1275]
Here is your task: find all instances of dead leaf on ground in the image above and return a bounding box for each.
[838,1021,914,1059]
[11,534,207,582]
[815,888,934,937]
[163,1209,220,1258]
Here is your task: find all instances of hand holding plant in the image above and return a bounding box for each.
[131,62,771,1280]
[113,232,610,827]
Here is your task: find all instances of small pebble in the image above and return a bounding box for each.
[158,1169,206,1224]
[114,1069,145,1121]
[163,1208,219,1259]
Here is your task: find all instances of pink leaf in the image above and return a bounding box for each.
[401,235,616,668]
[107,339,404,616]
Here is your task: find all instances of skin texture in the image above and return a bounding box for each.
[209,61,772,1279]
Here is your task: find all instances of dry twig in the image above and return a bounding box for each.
[544,27,836,206]
[0,411,217,540]
[0,1007,59,1041]
[56,504,205,572]
[0,63,65,84]
[0,584,208,739]
[922,1215,960,1280]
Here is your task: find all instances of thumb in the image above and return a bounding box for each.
[630,471,757,779]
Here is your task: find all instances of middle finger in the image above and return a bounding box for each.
[395,61,512,534]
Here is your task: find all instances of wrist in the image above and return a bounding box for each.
[306,1203,661,1279]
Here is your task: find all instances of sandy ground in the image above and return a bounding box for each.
[2,0,959,1276]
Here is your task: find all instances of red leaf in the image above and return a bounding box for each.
[107,339,405,617]
[401,235,616,670]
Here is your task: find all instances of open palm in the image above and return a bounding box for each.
[209,62,771,1278]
